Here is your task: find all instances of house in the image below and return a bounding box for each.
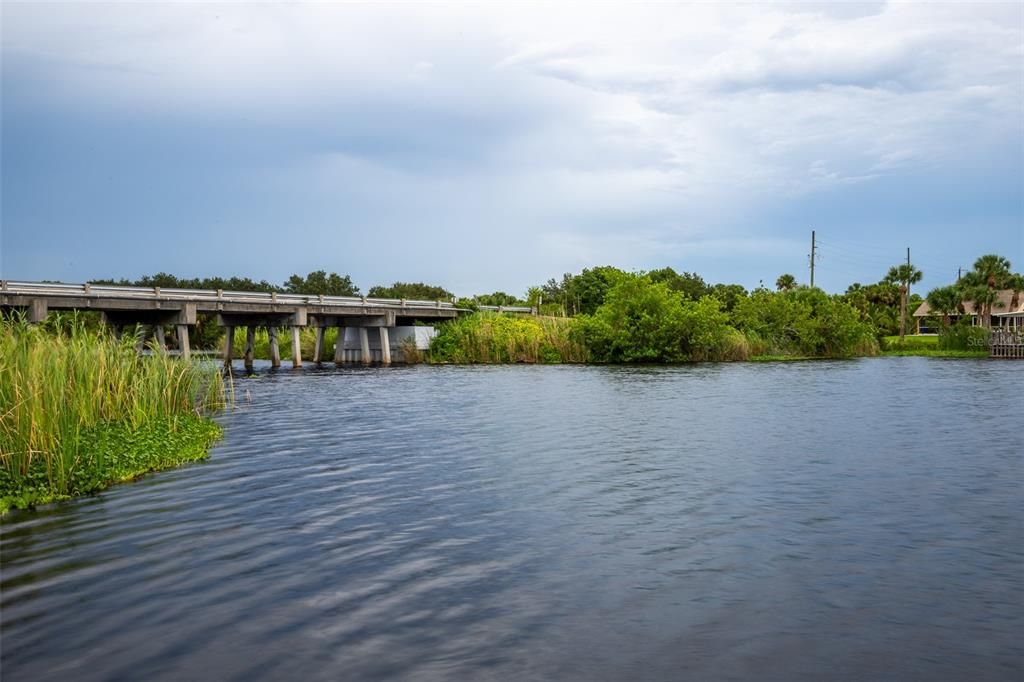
[912,289,1024,334]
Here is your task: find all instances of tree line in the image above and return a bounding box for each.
[87,252,1020,357]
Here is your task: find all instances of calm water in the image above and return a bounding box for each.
[2,359,1022,681]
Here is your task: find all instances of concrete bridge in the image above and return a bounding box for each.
[1,280,468,368]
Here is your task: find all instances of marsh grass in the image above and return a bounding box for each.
[429,313,588,364]
[0,315,227,513]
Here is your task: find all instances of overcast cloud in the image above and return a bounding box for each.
[2,2,1021,295]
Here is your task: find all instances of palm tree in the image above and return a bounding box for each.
[886,264,923,342]
[960,254,1012,327]
[775,273,797,291]
[1008,274,1024,312]
[925,285,961,330]
[971,254,1012,288]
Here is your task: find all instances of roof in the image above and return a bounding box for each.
[913,289,1024,318]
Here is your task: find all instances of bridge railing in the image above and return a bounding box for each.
[0,280,461,311]
[477,305,536,314]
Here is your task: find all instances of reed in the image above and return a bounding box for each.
[429,313,588,364]
[0,316,227,513]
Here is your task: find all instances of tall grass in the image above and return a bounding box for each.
[0,316,226,512]
[429,313,588,363]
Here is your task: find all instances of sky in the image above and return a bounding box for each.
[2,2,1021,297]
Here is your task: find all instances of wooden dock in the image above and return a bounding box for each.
[990,329,1024,359]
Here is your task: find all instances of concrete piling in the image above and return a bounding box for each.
[314,327,326,364]
[223,326,235,368]
[244,326,256,370]
[334,326,345,364]
[177,324,191,360]
[268,326,281,368]
[359,327,371,364]
[291,326,302,368]
[379,327,391,365]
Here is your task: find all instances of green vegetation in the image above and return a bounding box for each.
[0,317,227,513]
[284,270,359,296]
[881,335,938,351]
[429,312,587,363]
[734,287,877,358]
[432,273,877,364]
[368,282,454,300]
[572,278,746,362]
[77,248,1021,368]
[921,254,1023,331]
[880,349,987,358]
[885,263,923,342]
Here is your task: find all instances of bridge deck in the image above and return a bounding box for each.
[0,280,462,320]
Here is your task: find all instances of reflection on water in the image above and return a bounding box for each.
[2,359,1022,681]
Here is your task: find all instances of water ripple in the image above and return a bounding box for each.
[2,359,1022,681]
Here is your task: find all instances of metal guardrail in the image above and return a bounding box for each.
[0,280,461,311]
[477,305,536,314]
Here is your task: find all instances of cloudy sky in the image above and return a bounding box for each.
[2,2,1021,296]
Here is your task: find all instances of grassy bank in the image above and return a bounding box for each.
[879,333,988,358]
[0,319,227,513]
[881,349,988,358]
[429,313,588,363]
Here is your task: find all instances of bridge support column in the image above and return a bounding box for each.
[223,326,235,369]
[314,327,326,364]
[244,326,256,370]
[27,299,48,324]
[177,324,191,360]
[379,327,391,365]
[359,327,371,364]
[334,326,346,364]
[154,325,167,353]
[291,326,302,368]
[268,327,281,368]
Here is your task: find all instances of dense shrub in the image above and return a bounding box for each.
[733,288,877,357]
[571,276,741,363]
[938,321,990,351]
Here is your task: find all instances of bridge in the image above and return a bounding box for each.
[1,280,472,367]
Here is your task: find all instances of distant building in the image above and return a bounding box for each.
[912,289,1024,334]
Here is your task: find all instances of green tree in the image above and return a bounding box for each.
[775,273,797,291]
[567,266,627,315]
[733,288,875,357]
[284,270,359,297]
[1007,273,1024,312]
[959,254,1013,328]
[925,285,961,330]
[709,283,747,312]
[648,267,711,300]
[571,274,736,362]
[885,263,923,342]
[472,292,524,307]
[367,282,452,300]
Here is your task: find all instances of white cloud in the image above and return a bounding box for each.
[2,2,1020,290]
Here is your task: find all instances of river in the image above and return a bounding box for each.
[2,358,1021,681]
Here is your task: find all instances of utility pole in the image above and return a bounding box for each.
[809,230,816,288]
[900,247,911,342]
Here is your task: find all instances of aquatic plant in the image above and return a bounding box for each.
[429,312,587,364]
[0,316,227,512]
